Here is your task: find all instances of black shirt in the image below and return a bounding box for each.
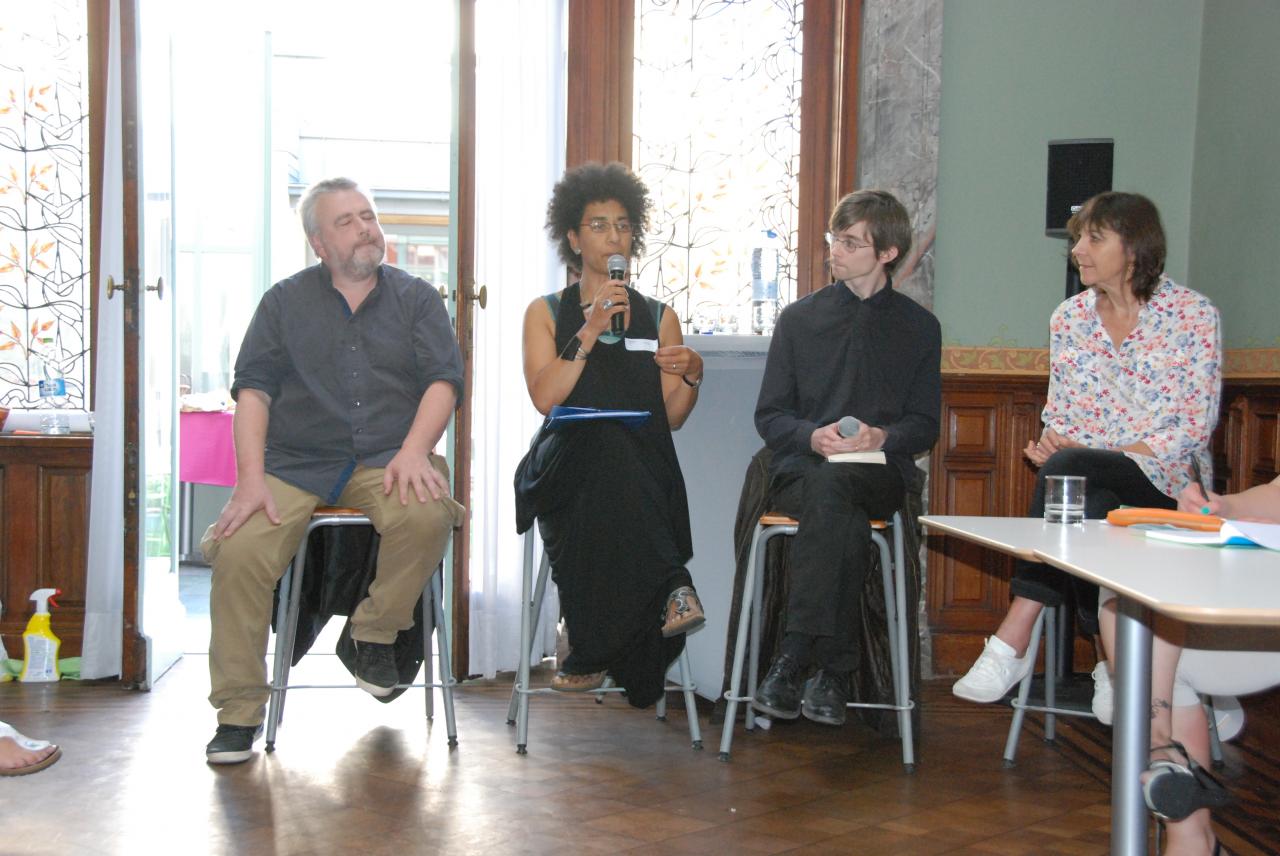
[232,263,463,502]
[754,278,942,488]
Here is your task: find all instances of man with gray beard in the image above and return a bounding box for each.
[201,177,464,764]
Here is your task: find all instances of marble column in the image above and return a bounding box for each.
[857,0,943,312]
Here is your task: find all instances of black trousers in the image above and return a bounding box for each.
[770,458,905,671]
[1010,448,1175,635]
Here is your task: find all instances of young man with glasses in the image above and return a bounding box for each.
[751,189,941,725]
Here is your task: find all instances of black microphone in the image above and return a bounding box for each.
[607,253,627,336]
[837,416,862,437]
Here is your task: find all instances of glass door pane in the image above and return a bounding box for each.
[137,0,184,687]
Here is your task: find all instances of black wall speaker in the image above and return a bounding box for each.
[1045,139,1113,237]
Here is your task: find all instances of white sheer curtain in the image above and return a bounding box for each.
[82,0,126,679]
[468,0,567,677]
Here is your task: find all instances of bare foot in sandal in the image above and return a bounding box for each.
[0,722,62,776]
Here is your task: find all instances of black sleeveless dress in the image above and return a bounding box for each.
[516,283,693,707]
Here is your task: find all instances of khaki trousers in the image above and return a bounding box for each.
[202,458,463,726]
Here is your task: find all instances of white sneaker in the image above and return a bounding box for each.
[952,636,1033,703]
[1091,661,1113,725]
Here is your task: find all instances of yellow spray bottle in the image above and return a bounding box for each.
[20,588,61,683]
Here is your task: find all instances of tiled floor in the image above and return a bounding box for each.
[4,648,1277,855]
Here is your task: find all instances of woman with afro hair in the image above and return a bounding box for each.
[516,161,706,706]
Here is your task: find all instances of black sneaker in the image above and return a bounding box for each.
[802,669,850,726]
[354,639,398,697]
[752,654,803,719]
[205,723,263,765]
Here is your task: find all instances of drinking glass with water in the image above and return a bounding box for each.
[1044,475,1086,524]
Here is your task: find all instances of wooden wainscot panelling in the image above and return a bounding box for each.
[1218,383,1280,492]
[0,436,92,658]
[928,375,1046,676]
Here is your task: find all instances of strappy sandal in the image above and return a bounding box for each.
[661,586,705,638]
[1144,740,1232,821]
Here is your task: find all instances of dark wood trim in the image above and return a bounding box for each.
[117,0,146,686]
[450,0,477,679]
[796,0,862,297]
[88,0,107,409]
[566,0,635,168]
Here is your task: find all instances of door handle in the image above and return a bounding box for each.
[106,275,130,299]
[468,283,487,310]
[146,277,164,299]
[438,285,449,301]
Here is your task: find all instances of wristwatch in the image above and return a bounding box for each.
[681,374,703,389]
[560,335,589,361]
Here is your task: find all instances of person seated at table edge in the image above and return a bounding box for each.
[952,192,1221,726]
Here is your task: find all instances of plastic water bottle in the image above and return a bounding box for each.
[37,333,70,435]
[750,230,780,336]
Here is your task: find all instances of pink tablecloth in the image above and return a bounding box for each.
[179,411,236,487]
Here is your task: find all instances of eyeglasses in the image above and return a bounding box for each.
[580,218,634,235]
[825,231,873,253]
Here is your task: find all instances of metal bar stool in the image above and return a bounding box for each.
[719,510,915,770]
[264,506,458,751]
[1002,606,1223,767]
[505,529,703,754]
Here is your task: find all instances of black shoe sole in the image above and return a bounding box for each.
[751,698,801,720]
[1145,767,1231,820]
[801,703,846,726]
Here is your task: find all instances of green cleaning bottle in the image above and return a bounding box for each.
[20,588,61,683]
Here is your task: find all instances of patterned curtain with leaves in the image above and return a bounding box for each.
[0,1,90,411]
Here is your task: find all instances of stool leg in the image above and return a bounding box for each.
[719,524,765,761]
[1003,609,1047,766]
[430,568,458,747]
[516,550,550,754]
[265,532,312,750]
[894,516,916,770]
[678,649,703,749]
[1203,695,1224,769]
[422,586,435,722]
[507,532,536,725]
[745,529,776,733]
[1044,607,1058,740]
[656,689,667,721]
[878,516,915,771]
[514,533,536,753]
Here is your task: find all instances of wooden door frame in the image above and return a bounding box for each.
[450,0,477,679]
[116,0,148,686]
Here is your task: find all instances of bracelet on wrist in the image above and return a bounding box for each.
[681,374,702,389]
[560,335,590,362]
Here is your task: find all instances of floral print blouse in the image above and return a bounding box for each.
[1042,277,1221,499]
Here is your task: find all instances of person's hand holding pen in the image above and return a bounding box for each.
[1177,482,1221,516]
[1184,456,1216,515]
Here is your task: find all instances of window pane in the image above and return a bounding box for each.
[632,0,803,333]
[0,0,91,409]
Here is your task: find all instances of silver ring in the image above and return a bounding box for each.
[602,299,614,310]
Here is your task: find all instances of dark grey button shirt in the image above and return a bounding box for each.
[232,263,463,502]
[754,278,942,489]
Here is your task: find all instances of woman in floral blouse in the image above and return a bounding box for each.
[952,192,1222,724]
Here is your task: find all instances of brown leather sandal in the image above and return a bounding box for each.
[662,586,706,638]
[550,670,607,692]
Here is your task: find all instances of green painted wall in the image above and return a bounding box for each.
[1188,0,1280,349]
[934,0,1204,348]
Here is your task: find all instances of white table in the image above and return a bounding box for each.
[920,516,1280,856]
